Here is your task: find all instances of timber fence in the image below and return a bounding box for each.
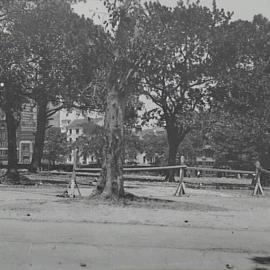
[47,163,270,197]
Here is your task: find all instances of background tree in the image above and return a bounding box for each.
[73,122,143,166]
[11,1,102,172]
[212,15,270,179]
[0,1,32,182]
[43,127,69,168]
[0,0,104,181]
[124,131,143,163]
[139,1,231,181]
[73,122,105,166]
[142,130,168,166]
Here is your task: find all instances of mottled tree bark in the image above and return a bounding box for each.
[96,81,125,199]
[92,0,138,199]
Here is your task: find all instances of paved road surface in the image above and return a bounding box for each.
[1,218,269,270]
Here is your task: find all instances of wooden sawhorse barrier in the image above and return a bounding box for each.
[253,161,265,196]
[67,149,82,198]
[174,166,186,196]
[175,156,187,196]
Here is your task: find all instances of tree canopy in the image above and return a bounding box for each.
[211,15,270,171]
[136,1,231,180]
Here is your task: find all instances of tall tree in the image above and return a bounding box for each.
[92,0,146,199]
[73,122,105,166]
[212,15,270,175]
[73,123,143,166]
[11,1,101,172]
[0,1,31,182]
[138,1,231,180]
[43,127,69,167]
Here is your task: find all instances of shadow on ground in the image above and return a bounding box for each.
[251,256,270,270]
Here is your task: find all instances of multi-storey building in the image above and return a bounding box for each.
[0,112,8,163]
[0,105,37,164]
[49,108,102,133]
[65,117,104,164]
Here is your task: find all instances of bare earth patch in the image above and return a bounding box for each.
[0,180,270,270]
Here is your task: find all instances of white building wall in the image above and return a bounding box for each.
[66,126,83,143]
[59,109,103,133]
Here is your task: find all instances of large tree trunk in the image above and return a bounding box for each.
[95,82,125,199]
[165,138,180,182]
[165,124,186,182]
[5,107,19,183]
[30,97,48,172]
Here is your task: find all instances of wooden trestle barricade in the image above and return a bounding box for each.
[68,149,82,198]
[174,156,187,196]
[60,157,269,198]
[67,163,188,197]
[253,161,265,196]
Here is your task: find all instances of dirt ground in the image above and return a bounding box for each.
[0,179,270,270]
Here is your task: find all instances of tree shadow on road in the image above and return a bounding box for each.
[251,256,270,270]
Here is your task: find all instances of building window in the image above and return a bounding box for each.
[76,129,79,134]
[69,129,72,134]
[69,138,72,143]
[143,156,146,163]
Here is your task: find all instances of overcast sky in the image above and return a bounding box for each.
[73,0,270,22]
[73,0,270,113]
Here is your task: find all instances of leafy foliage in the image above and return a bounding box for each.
[124,131,143,161]
[43,127,69,164]
[212,15,270,169]
[72,122,105,164]
[139,1,231,129]
[135,1,232,174]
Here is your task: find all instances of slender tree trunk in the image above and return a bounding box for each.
[95,83,125,199]
[5,107,19,183]
[30,97,48,172]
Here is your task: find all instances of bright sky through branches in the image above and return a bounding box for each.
[73,0,270,22]
[72,0,270,113]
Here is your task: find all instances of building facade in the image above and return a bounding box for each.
[0,105,37,164]
[65,117,104,164]
[49,108,103,133]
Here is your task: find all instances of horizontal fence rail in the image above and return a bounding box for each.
[187,167,254,175]
[49,166,256,177]
[46,163,267,197]
[51,165,256,180]
[259,167,270,175]
[75,165,187,173]
[73,166,255,176]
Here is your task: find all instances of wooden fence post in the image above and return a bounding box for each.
[253,161,264,196]
[175,156,186,196]
[68,149,82,198]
